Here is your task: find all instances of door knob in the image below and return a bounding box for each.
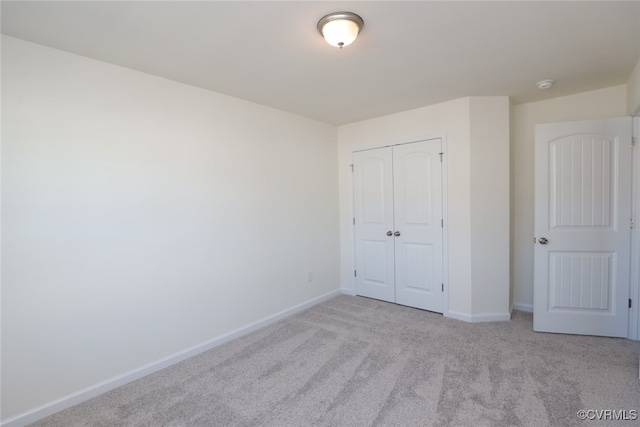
[386,231,393,236]
[538,237,548,245]
[394,231,401,236]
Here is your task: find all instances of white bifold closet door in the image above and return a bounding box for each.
[353,139,444,313]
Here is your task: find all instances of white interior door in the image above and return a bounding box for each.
[353,139,444,312]
[534,117,632,337]
[393,140,444,312]
[353,147,395,303]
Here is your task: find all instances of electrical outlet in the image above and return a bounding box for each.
[306,271,313,282]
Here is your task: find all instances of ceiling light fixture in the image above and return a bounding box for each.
[537,79,554,89]
[317,12,364,48]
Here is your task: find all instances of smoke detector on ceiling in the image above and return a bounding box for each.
[537,79,554,89]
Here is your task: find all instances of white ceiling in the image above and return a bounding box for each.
[2,1,639,125]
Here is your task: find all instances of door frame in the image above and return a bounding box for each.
[349,134,449,315]
[631,116,640,340]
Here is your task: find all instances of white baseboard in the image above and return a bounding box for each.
[444,310,472,322]
[340,287,356,296]
[0,289,341,427]
[445,310,511,323]
[513,303,534,313]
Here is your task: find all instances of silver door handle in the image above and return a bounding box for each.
[386,231,393,236]
[538,237,548,245]
[394,231,401,237]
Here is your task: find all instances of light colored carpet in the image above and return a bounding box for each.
[31,295,640,426]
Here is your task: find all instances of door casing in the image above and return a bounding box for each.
[631,116,640,340]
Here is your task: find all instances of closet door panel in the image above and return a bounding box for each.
[393,140,444,312]
[353,148,395,303]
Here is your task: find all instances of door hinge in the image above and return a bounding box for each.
[441,283,444,292]
[441,219,444,228]
[631,219,635,229]
[354,270,357,277]
[350,164,354,171]
[439,152,444,162]
[632,136,636,147]
[629,298,632,308]
[353,217,355,225]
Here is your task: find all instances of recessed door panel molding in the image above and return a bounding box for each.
[534,117,632,338]
[398,152,433,225]
[360,158,390,225]
[362,240,391,285]
[548,252,614,311]
[401,243,434,291]
[550,136,615,230]
[353,139,444,313]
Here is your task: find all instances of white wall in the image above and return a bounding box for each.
[337,97,510,320]
[511,85,628,310]
[469,97,510,317]
[1,36,340,422]
[628,57,640,115]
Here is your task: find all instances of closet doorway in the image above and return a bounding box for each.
[352,138,445,313]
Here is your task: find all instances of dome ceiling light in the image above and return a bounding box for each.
[317,12,364,48]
